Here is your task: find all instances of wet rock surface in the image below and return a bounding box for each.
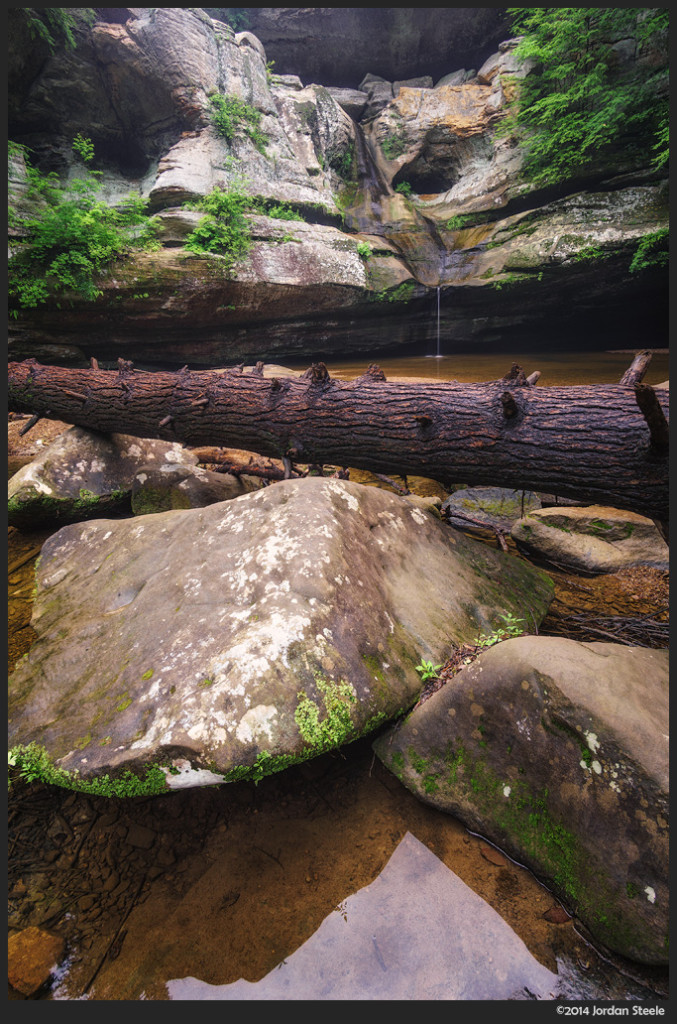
[373,636,669,964]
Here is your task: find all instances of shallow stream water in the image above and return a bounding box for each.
[7,348,669,1002]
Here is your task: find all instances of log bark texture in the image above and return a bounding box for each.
[7,359,669,522]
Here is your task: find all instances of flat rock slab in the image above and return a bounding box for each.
[166,831,558,1000]
[374,636,669,965]
[9,478,553,793]
[511,505,669,574]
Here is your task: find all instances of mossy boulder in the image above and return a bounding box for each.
[9,478,553,795]
[511,505,669,574]
[373,635,669,965]
[441,486,541,535]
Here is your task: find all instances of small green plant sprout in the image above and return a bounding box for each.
[415,659,442,683]
[72,133,95,163]
[395,180,414,198]
[356,240,372,258]
[476,613,525,649]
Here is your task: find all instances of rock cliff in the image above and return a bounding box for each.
[8,8,668,366]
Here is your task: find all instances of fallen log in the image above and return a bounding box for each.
[7,357,669,523]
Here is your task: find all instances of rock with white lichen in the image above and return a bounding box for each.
[8,477,553,796]
[8,427,200,529]
[373,635,669,965]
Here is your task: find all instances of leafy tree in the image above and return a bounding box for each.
[503,8,669,186]
[8,139,157,312]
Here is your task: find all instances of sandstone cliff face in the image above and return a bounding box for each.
[8,8,668,366]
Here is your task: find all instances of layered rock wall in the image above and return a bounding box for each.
[8,8,668,366]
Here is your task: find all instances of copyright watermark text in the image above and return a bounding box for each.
[555,1008,665,1016]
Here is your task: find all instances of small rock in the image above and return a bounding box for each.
[544,904,572,924]
[8,926,66,997]
[479,842,509,868]
[126,823,156,850]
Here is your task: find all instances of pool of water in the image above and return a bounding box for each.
[298,349,670,387]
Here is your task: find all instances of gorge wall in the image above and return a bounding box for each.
[8,8,669,368]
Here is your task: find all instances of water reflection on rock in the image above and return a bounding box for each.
[166,832,558,1001]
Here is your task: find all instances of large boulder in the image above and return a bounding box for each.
[373,636,669,965]
[511,505,669,574]
[8,478,554,794]
[8,427,199,529]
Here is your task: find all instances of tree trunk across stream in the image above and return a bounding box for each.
[7,356,669,524]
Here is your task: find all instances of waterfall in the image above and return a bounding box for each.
[426,285,443,359]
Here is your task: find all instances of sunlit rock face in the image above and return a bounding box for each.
[8,8,668,365]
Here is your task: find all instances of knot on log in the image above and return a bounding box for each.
[357,364,386,382]
[302,362,330,385]
[634,384,669,452]
[117,358,134,375]
[250,361,265,377]
[501,363,529,386]
[415,414,433,429]
[501,390,519,419]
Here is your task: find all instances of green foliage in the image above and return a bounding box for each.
[504,8,669,185]
[254,199,304,221]
[72,133,95,163]
[356,241,372,259]
[295,675,358,753]
[570,244,609,263]
[476,613,525,649]
[8,139,158,313]
[8,743,169,797]
[184,183,253,269]
[395,181,414,198]
[415,660,442,684]
[208,93,268,155]
[380,117,407,160]
[629,228,669,273]
[20,8,96,51]
[446,211,495,231]
[208,8,251,32]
